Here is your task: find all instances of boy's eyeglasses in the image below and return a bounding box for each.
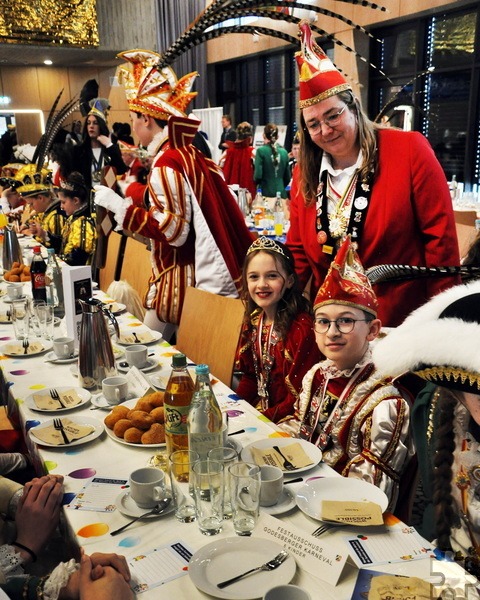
[305,105,348,135]
[313,317,370,334]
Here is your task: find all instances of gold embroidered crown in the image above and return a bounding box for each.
[247,236,289,259]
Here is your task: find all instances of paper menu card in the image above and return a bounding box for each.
[128,541,192,593]
[124,366,156,398]
[256,513,347,586]
[62,265,92,348]
[33,389,82,410]
[346,520,434,568]
[67,477,127,512]
[321,500,384,526]
[250,442,313,471]
[30,418,94,445]
[351,569,433,600]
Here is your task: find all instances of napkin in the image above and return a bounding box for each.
[119,332,155,344]
[321,500,384,526]
[33,389,83,411]
[250,442,313,470]
[31,418,94,445]
[5,341,44,355]
[352,570,433,600]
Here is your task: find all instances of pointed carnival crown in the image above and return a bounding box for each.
[117,49,198,120]
[14,164,53,197]
[88,98,110,122]
[314,236,378,316]
[295,21,352,109]
[373,280,480,394]
[246,236,290,260]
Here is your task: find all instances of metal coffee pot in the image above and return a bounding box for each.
[2,226,23,271]
[78,298,119,390]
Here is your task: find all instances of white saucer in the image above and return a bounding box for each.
[4,295,27,303]
[116,358,158,373]
[115,490,175,519]
[261,487,296,516]
[44,351,78,364]
[91,393,135,410]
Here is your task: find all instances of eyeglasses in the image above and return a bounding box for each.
[313,317,370,334]
[305,105,348,135]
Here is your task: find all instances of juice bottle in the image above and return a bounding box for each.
[164,353,195,456]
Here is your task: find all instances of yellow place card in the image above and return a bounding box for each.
[321,500,384,526]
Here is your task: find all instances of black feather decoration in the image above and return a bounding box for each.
[366,264,480,284]
[79,79,99,117]
[156,0,388,82]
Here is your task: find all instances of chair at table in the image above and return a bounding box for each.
[98,231,123,292]
[175,287,245,388]
[119,235,153,302]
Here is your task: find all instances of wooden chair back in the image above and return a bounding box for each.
[119,235,153,302]
[176,287,245,387]
[98,231,122,292]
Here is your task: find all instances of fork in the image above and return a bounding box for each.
[217,550,289,589]
[132,332,140,343]
[50,388,67,409]
[311,523,342,537]
[22,339,29,354]
[53,417,70,444]
[273,445,296,471]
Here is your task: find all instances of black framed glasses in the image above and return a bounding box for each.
[313,317,370,334]
[304,105,348,135]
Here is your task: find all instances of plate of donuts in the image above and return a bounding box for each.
[103,393,166,448]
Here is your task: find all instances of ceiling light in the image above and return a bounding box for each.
[44,59,53,65]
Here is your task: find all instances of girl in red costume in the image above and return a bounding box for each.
[235,237,320,423]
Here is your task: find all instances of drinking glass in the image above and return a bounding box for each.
[11,299,30,341]
[229,462,261,536]
[169,449,199,523]
[207,446,238,518]
[33,301,54,340]
[192,459,224,535]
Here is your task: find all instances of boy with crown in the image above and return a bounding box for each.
[94,50,253,340]
[280,236,413,510]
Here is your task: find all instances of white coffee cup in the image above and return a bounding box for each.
[263,585,311,600]
[125,344,148,368]
[53,336,75,359]
[259,465,284,507]
[6,284,23,300]
[102,375,129,405]
[129,467,166,509]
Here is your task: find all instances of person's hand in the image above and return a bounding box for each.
[14,475,64,560]
[89,552,130,582]
[93,185,132,230]
[78,554,134,600]
[96,135,112,148]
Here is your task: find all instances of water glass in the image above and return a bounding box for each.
[33,301,54,340]
[207,446,238,518]
[192,459,224,536]
[229,462,261,536]
[11,299,30,341]
[169,449,199,523]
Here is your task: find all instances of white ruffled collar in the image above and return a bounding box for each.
[321,346,372,379]
[148,127,168,157]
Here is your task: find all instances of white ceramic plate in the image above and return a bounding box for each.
[115,330,162,346]
[0,339,52,357]
[103,398,166,448]
[102,301,126,315]
[91,393,136,410]
[115,490,175,519]
[25,387,91,413]
[241,438,322,475]
[28,416,104,447]
[116,358,159,373]
[189,537,296,600]
[261,487,296,516]
[44,351,79,364]
[295,477,389,522]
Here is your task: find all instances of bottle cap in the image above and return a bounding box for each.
[33,246,41,253]
[171,353,187,368]
[195,364,209,375]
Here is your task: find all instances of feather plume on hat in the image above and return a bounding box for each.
[373,281,480,394]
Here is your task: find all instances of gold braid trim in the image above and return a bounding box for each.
[415,366,480,391]
[345,450,400,483]
[427,388,441,444]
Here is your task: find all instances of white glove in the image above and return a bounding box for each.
[93,185,132,231]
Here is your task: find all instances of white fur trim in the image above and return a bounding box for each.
[373,281,480,378]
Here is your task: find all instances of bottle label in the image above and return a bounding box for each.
[189,432,222,460]
[164,404,190,435]
[32,273,46,289]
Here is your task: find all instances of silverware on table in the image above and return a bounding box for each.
[217,550,289,589]
[273,445,296,471]
[22,339,29,354]
[53,417,70,444]
[50,388,67,408]
[110,497,172,536]
[284,477,303,485]
[228,429,245,436]
[311,522,343,537]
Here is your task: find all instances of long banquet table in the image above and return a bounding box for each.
[0,254,478,598]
